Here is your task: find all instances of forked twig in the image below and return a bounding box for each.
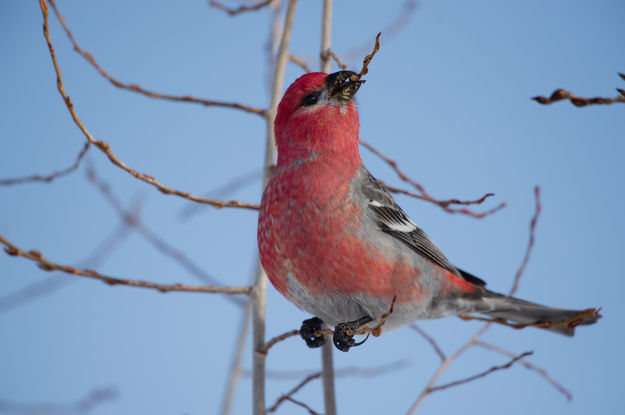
[475,340,572,400]
[266,372,321,413]
[279,396,321,415]
[426,351,533,394]
[321,49,347,70]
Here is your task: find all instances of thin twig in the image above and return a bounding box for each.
[257,329,300,354]
[178,168,262,221]
[0,142,89,186]
[360,139,505,218]
[280,397,321,415]
[38,0,259,210]
[0,233,252,295]
[381,181,497,209]
[475,340,572,400]
[289,54,312,73]
[209,0,274,16]
[410,324,446,361]
[0,387,116,414]
[426,351,533,394]
[0,277,73,314]
[457,308,599,331]
[533,73,625,107]
[354,32,381,79]
[266,372,321,413]
[509,186,540,295]
[244,359,410,379]
[321,49,347,70]
[220,300,252,415]
[48,0,266,116]
[0,221,131,314]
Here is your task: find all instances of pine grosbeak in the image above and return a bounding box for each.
[258,71,599,352]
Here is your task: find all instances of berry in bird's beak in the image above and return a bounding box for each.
[325,70,364,101]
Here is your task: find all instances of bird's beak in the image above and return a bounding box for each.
[325,71,363,101]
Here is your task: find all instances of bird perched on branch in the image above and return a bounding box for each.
[257,71,600,352]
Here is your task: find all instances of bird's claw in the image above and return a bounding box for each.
[333,315,373,352]
[300,317,326,348]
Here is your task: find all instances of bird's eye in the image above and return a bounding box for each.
[302,93,319,106]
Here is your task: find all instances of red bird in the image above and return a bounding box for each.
[258,71,599,352]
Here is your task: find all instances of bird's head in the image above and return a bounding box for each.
[274,71,363,166]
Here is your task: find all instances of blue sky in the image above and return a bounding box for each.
[1,1,623,414]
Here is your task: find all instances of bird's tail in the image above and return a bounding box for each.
[477,290,600,336]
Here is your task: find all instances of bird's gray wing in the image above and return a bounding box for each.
[356,167,486,286]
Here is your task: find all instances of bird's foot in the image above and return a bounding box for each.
[333,315,373,352]
[300,317,326,348]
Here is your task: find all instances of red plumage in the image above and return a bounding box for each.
[258,71,599,351]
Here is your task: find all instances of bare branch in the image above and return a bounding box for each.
[380,180,502,216]
[410,323,446,361]
[0,387,116,414]
[289,54,312,73]
[360,139,505,218]
[475,340,572,400]
[0,277,72,314]
[354,32,381,79]
[457,308,600,331]
[244,359,409,379]
[321,49,347,70]
[0,142,89,186]
[0,220,131,314]
[0,233,252,295]
[266,372,321,413]
[279,397,321,415]
[509,186,540,296]
[427,351,533,394]
[320,0,333,73]
[38,0,259,210]
[258,329,300,355]
[321,334,336,415]
[533,73,625,107]
[178,168,262,221]
[209,0,274,16]
[47,0,266,116]
[220,301,252,415]
[0,195,144,314]
[265,361,410,414]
